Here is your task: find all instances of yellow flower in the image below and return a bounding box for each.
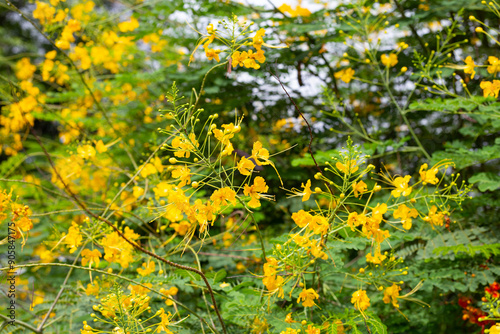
[336,159,359,174]
[305,325,321,334]
[310,240,328,260]
[172,133,199,158]
[159,287,178,306]
[489,323,500,334]
[171,165,191,187]
[383,284,401,308]
[425,205,444,227]
[309,215,329,235]
[237,156,255,175]
[64,222,82,254]
[210,187,237,209]
[480,80,500,98]
[242,50,263,69]
[393,204,418,230]
[243,176,269,208]
[85,281,99,296]
[262,274,284,298]
[366,251,387,264]
[170,221,191,236]
[15,58,37,80]
[33,1,56,25]
[155,308,174,333]
[101,227,139,268]
[263,257,279,276]
[129,283,153,296]
[381,54,398,67]
[464,56,476,79]
[419,163,439,185]
[118,18,139,32]
[280,329,300,334]
[371,203,387,223]
[205,47,222,62]
[81,249,102,268]
[351,289,370,311]
[284,312,296,323]
[253,28,266,50]
[391,175,412,198]
[251,141,270,166]
[278,3,311,17]
[232,51,247,68]
[347,211,367,231]
[94,140,108,153]
[140,163,157,178]
[77,144,96,160]
[137,261,155,276]
[301,179,313,202]
[292,210,313,228]
[488,56,500,75]
[252,317,269,334]
[132,186,144,199]
[352,180,367,198]
[334,68,355,83]
[297,288,319,307]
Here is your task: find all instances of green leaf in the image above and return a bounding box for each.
[366,316,388,334]
[213,269,227,283]
[469,172,500,192]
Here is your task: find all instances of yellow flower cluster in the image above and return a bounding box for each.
[278,3,312,17]
[1,190,33,246]
[191,18,275,71]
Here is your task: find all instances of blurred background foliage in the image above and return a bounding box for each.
[0,0,499,333]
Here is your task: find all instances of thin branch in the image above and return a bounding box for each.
[0,313,41,333]
[268,67,334,194]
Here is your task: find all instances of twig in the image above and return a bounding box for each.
[268,66,334,194]
[0,313,41,333]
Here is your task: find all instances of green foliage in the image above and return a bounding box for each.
[0,0,499,333]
